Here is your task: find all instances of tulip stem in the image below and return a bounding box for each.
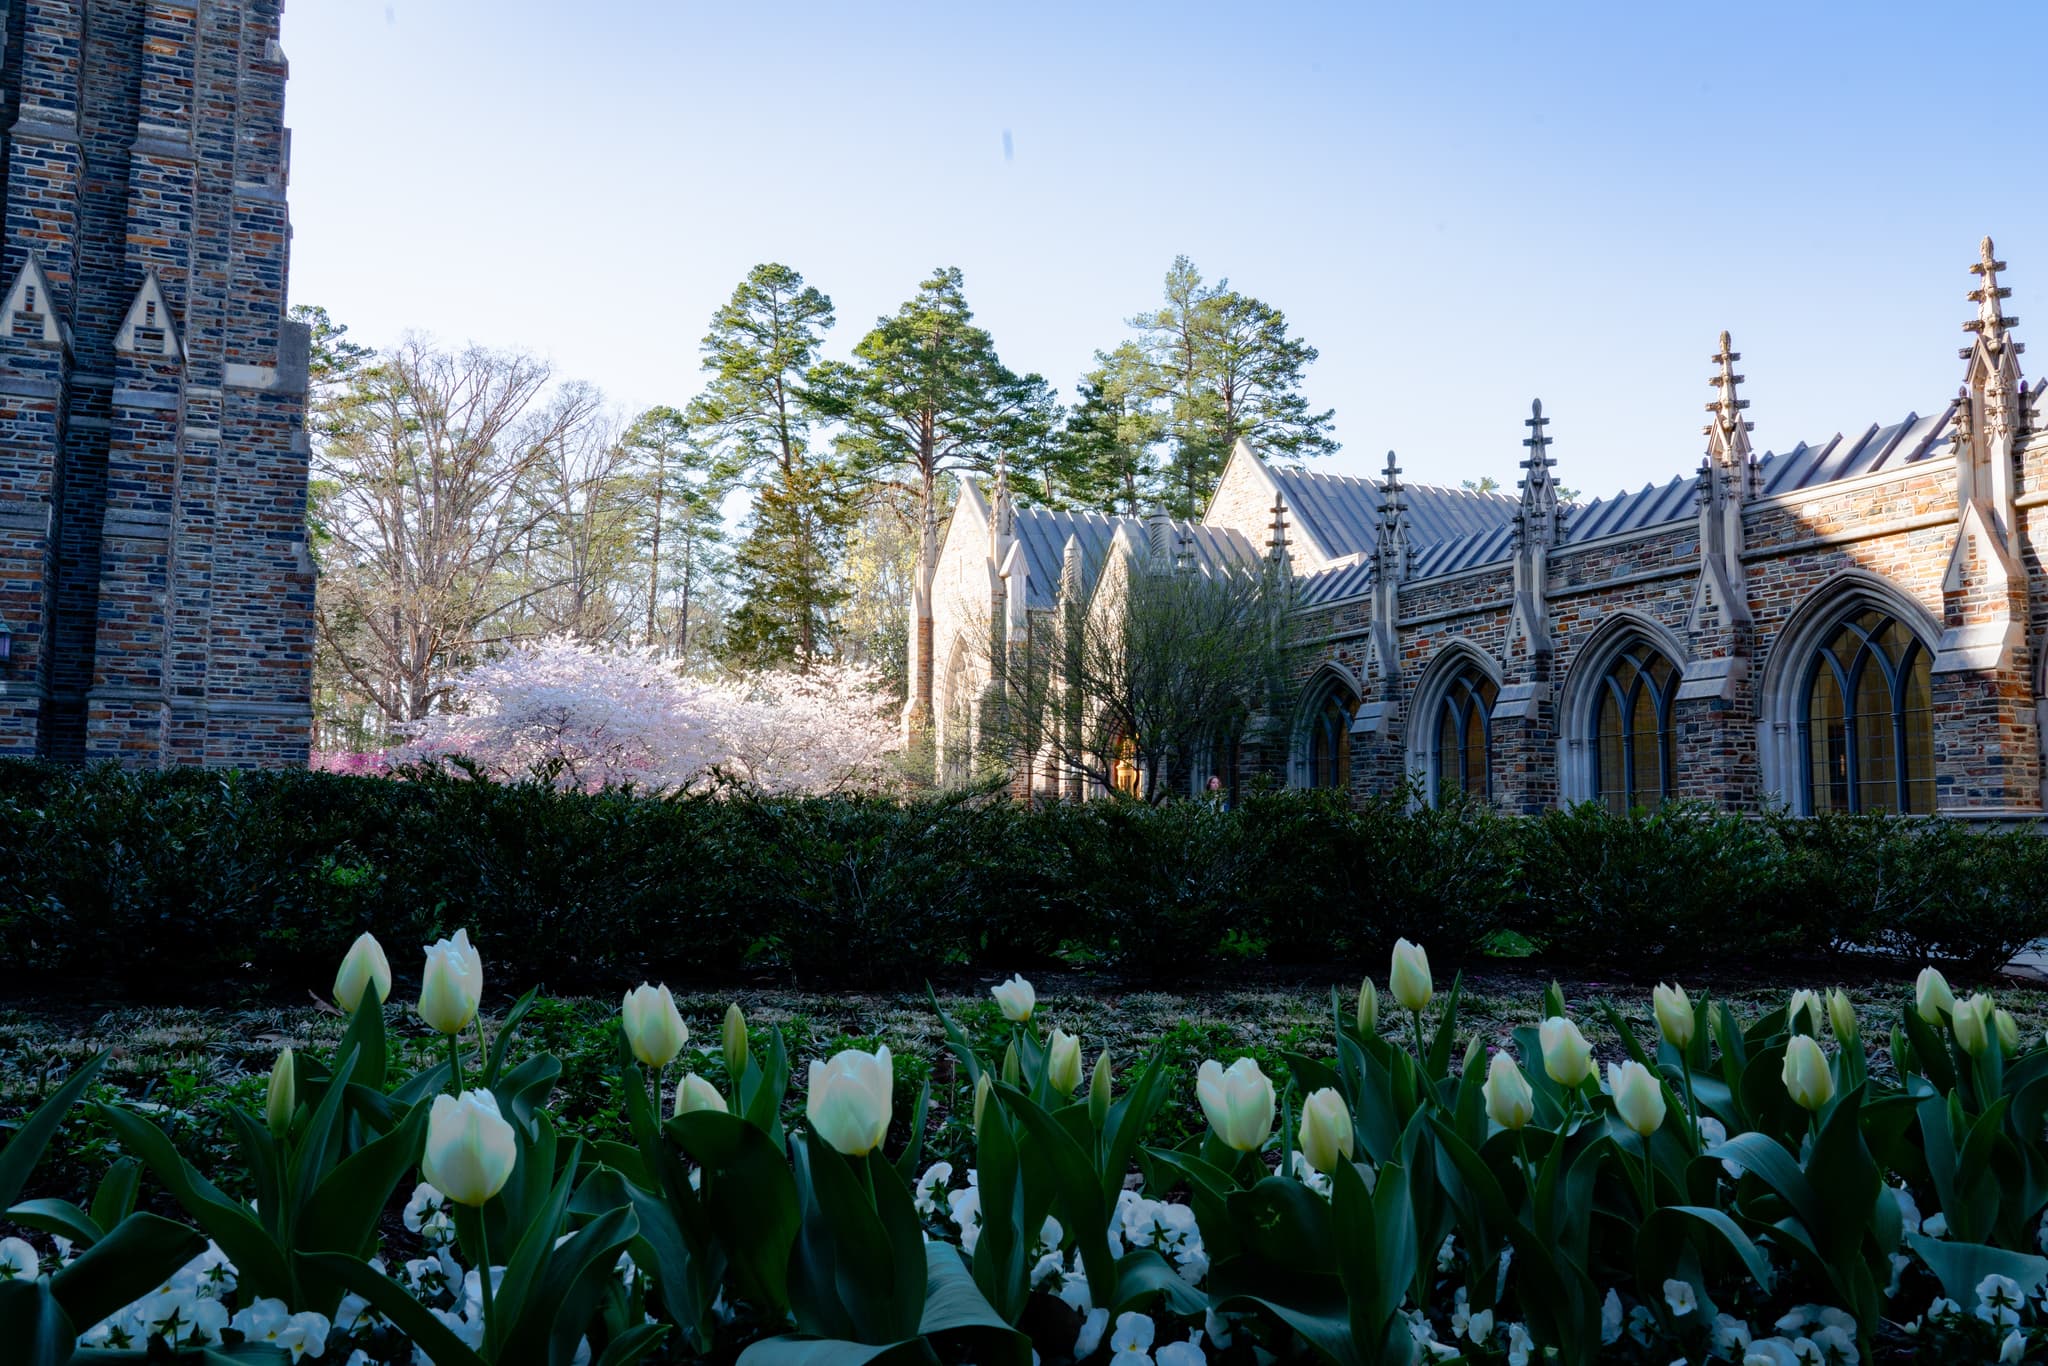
[1677,1057,1701,1158]
[447,1033,465,1095]
[473,1013,491,1087]
[1411,1012,1428,1078]
[477,1217,496,1354]
[1632,1138,1657,1218]
[1513,1128,1533,1202]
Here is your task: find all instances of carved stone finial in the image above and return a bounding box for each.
[1515,400,1564,545]
[1704,329,1752,436]
[1952,384,1973,450]
[1964,234,2019,356]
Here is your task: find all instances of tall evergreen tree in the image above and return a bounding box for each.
[828,266,1060,738]
[685,263,847,667]
[1060,341,1166,516]
[621,405,727,663]
[1130,256,1337,515]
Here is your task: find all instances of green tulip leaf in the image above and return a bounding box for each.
[50,1211,205,1337]
[96,1104,292,1300]
[490,1137,587,1360]
[5,1198,101,1248]
[0,1053,105,1212]
[734,1334,933,1366]
[333,991,387,1094]
[89,1157,142,1236]
[0,1277,75,1366]
[298,1250,485,1366]
[485,987,543,1088]
[1208,1256,1365,1366]
[590,1322,671,1366]
[1637,1204,1775,1303]
[1109,1246,1206,1317]
[921,1242,1032,1364]
[671,1110,794,1313]
[1907,1234,2048,1307]
[1708,1131,1821,1235]
[1227,1174,1334,1275]
[294,1099,429,1314]
[506,1203,641,1366]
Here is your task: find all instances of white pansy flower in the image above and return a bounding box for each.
[0,1237,36,1280]
[1109,1311,1155,1363]
[1665,1278,1699,1316]
[1075,1307,1111,1358]
[1979,1273,2025,1331]
[1154,1332,1204,1366]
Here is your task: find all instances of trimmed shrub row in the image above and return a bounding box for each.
[0,760,2044,994]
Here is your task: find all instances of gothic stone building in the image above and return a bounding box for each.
[915,239,2047,818]
[0,0,311,767]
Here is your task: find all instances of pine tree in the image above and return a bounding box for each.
[1059,341,1166,516]
[1129,257,1338,515]
[686,263,845,667]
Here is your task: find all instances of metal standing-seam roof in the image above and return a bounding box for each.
[1264,464,1517,557]
[1007,507,1260,610]
[1293,397,1997,604]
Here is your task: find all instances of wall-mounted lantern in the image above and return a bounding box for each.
[0,615,14,663]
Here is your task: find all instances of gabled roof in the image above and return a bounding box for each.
[1006,505,1260,610]
[1264,463,1517,559]
[1297,392,2013,601]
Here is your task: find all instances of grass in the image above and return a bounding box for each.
[5,963,2045,1236]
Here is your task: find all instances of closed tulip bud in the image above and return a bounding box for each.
[1356,979,1379,1036]
[674,1072,727,1117]
[1389,939,1433,1014]
[1915,967,1956,1024]
[1997,1008,2020,1054]
[1047,1028,1083,1096]
[1001,1040,1021,1087]
[1296,1087,1355,1175]
[807,1046,893,1157]
[1089,1051,1112,1128]
[1607,1060,1667,1138]
[1826,988,1858,1044]
[417,930,483,1036]
[422,1090,517,1207]
[1483,1051,1535,1130]
[991,974,1035,1024]
[1539,1016,1595,1089]
[1954,993,1995,1057]
[972,1070,993,1137]
[1781,1035,1835,1111]
[1196,1057,1276,1152]
[722,1003,749,1082]
[620,983,688,1069]
[333,932,392,1014]
[266,1049,295,1138]
[1653,983,1693,1049]
[1787,989,1822,1036]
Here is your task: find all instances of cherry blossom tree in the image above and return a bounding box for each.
[389,637,901,795]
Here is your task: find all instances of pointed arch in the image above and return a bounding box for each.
[1406,640,1504,806]
[1291,660,1362,790]
[1757,570,1942,812]
[1558,611,1689,808]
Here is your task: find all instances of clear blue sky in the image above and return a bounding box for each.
[284,1,2048,502]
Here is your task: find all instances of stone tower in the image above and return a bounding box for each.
[0,0,311,767]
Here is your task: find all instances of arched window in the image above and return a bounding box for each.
[1593,642,1680,813]
[1199,710,1245,805]
[1801,609,1934,814]
[1431,667,1497,803]
[1306,689,1352,789]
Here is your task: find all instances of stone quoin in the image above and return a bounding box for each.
[0,0,310,767]
[916,239,2048,819]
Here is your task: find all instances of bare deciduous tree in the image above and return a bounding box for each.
[981,554,1292,801]
[314,338,602,725]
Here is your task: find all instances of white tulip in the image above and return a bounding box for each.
[1997,1007,2020,1054]
[1540,1016,1595,1089]
[333,932,391,1013]
[1483,1051,1535,1130]
[266,1049,295,1138]
[808,1046,893,1156]
[1787,989,1823,1035]
[417,930,483,1036]
[991,975,1036,1024]
[722,1003,749,1081]
[620,983,688,1068]
[1389,939,1433,1014]
[1915,967,1955,1024]
[1826,989,1858,1043]
[1296,1087,1354,1175]
[1954,994,1995,1057]
[1047,1028,1083,1096]
[1196,1057,1275,1152]
[1781,1035,1835,1112]
[421,1090,517,1207]
[1607,1060,1667,1138]
[1356,979,1379,1036]
[674,1072,727,1116]
[1653,984,1693,1049]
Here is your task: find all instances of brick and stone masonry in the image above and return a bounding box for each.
[0,0,310,768]
[917,238,2048,819]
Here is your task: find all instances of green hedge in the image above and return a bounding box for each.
[0,760,2043,994]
